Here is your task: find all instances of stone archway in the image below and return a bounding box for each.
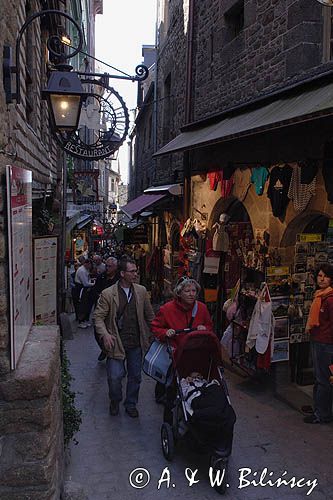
[208,195,252,229]
[280,210,330,247]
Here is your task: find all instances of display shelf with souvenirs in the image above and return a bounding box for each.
[289,234,328,344]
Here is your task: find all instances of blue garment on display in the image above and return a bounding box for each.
[250,166,269,195]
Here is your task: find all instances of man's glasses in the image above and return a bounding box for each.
[125,269,138,274]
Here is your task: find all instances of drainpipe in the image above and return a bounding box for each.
[183,0,195,219]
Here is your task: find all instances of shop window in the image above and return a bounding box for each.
[224,0,244,42]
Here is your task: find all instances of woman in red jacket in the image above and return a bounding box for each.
[151,276,214,405]
[304,264,333,424]
[151,276,214,342]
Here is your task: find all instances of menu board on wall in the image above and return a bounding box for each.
[34,237,58,325]
[6,165,33,369]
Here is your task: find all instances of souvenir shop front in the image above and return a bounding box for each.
[187,140,333,399]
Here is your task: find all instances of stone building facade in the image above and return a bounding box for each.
[0,1,66,496]
[0,0,106,496]
[131,0,333,247]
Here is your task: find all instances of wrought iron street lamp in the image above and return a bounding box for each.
[42,71,85,132]
[3,8,149,160]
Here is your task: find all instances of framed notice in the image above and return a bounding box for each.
[6,165,33,369]
[33,236,58,325]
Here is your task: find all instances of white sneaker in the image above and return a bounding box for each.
[85,322,92,327]
[78,322,88,329]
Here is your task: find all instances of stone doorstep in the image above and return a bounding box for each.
[0,326,60,402]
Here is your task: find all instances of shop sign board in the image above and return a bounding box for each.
[297,234,323,243]
[33,236,58,325]
[266,266,290,277]
[6,165,33,369]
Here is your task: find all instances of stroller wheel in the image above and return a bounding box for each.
[209,455,228,495]
[161,423,174,461]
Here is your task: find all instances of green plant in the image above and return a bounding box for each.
[61,348,82,447]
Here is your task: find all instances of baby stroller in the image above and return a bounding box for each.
[160,329,236,495]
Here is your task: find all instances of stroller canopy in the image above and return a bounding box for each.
[172,331,222,380]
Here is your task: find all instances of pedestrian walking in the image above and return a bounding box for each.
[94,257,154,417]
[304,264,333,424]
[73,258,95,328]
[92,256,119,361]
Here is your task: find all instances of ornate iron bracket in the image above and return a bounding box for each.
[3,9,148,104]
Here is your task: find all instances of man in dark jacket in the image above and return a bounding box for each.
[93,256,119,361]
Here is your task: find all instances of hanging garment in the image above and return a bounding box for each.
[233,168,252,201]
[322,159,333,203]
[207,171,222,191]
[212,223,229,252]
[299,159,318,184]
[223,162,236,180]
[287,162,316,212]
[250,166,269,195]
[267,164,293,217]
[246,296,275,354]
[220,169,234,198]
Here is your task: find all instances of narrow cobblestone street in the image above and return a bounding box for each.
[64,321,333,500]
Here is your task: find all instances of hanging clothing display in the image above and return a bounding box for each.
[220,169,234,198]
[212,214,230,252]
[233,168,252,201]
[267,164,293,217]
[207,171,222,191]
[287,162,316,212]
[246,293,275,355]
[250,166,269,195]
[223,162,236,180]
[299,159,318,184]
[322,159,333,202]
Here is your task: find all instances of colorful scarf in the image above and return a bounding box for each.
[306,286,333,331]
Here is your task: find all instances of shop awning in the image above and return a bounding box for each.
[120,193,166,218]
[154,81,333,156]
[76,214,93,230]
[66,213,93,232]
[144,183,182,195]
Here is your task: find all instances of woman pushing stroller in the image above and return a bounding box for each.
[150,277,236,494]
[151,276,213,402]
[151,276,213,343]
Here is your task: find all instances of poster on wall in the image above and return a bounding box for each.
[34,237,58,325]
[6,165,33,369]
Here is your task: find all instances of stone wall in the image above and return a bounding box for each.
[193,0,327,121]
[0,326,63,500]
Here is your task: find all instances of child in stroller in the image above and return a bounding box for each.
[160,329,236,495]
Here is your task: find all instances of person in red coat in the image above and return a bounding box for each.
[151,276,213,341]
[151,276,214,405]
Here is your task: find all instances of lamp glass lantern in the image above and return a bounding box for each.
[42,71,86,131]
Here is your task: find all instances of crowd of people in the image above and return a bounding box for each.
[70,252,333,429]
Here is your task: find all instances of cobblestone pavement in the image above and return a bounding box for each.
[64,322,333,500]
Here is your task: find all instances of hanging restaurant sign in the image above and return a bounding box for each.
[55,79,129,160]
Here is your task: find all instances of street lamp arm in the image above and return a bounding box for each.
[14,9,83,104]
[76,65,149,82]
